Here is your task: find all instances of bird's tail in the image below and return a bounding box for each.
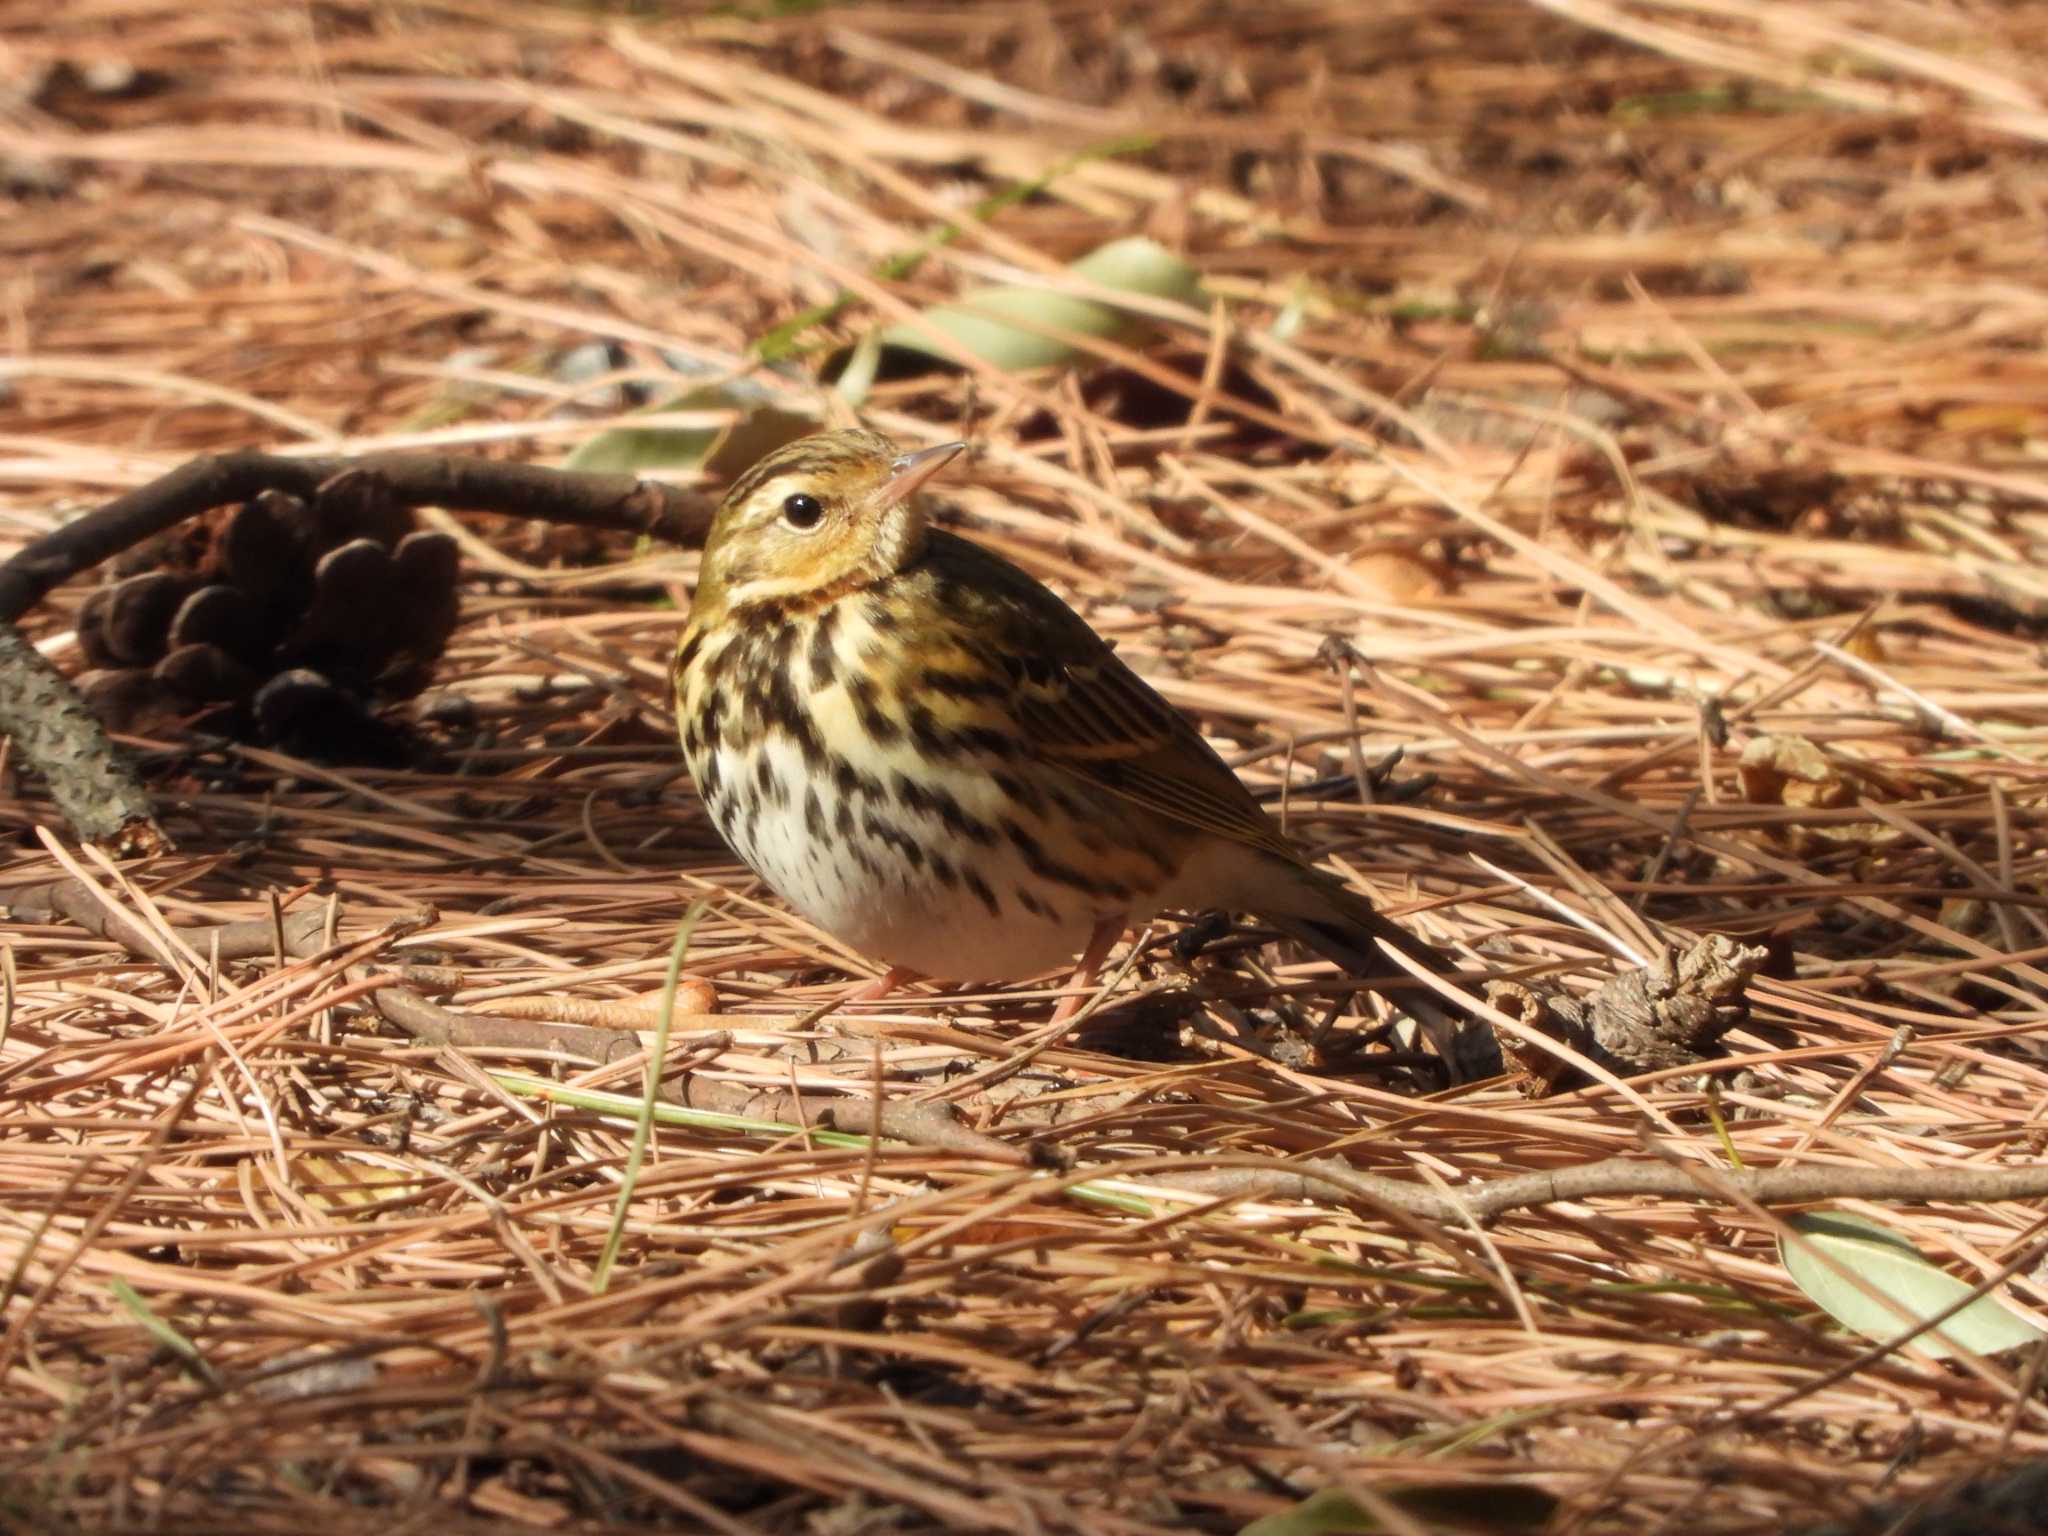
[1247,857,1486,1068]
[1264,866,1454,981]
[1243,853,1442,973]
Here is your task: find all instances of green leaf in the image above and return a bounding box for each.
[1780,1210,2047,1359]
[1238,1483,1558,1536]
[807,232,1205,386]
[862,235,1201,373]
[562,384,817,480]
[111,1277,201,1361]
[831,331,885,408]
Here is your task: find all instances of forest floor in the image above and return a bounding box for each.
[2,2,2047,1532]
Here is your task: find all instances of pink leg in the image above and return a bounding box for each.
[795,963,920,1028]
[1050,918,1125,1023]
[845,964,920,1005]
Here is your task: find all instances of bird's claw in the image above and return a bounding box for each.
[1171,909,1235,966]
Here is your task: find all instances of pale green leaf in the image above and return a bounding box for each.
[1271,283,1310,342]
[1780,1210,2047,1359]
[865,235,1202,373]
[563,385,817,479]
[111,1277,201,1361]
[832,331,885,407]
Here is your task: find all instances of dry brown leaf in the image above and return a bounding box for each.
[1347,548,1451,604]
[1737,734,1852,811]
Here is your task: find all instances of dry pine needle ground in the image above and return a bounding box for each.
[2,2,2047,1532]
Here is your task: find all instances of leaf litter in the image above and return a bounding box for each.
[2,1,2048,1532]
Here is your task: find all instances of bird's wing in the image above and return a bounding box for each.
[922,531,1300,862]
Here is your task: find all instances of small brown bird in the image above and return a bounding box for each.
[674,428,1459,1025]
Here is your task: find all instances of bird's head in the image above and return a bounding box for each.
[690,428,965,622]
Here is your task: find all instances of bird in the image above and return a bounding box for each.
[672,427,1465,1035]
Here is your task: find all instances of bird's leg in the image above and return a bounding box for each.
[795,964,922,1029]
[1050,917,1125,1024]
[846,964,920,1004]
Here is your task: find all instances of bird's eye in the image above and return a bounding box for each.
[781,492,824,530]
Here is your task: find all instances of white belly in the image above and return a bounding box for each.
[701,734,1102,982]
[675,594,1195,984]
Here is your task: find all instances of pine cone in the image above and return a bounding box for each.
[74,474,460,764]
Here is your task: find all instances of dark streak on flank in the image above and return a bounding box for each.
[904,700,949,758]
[832,757,886,803]
[790,705,829,770]
[762,756,792,809]
[863,810,924,871]
[892,773,998,845]
[804,785,826,840]
[730,780,761,847]
[961,866,1000,918]
[1045,787,1106,855]
[1004,818,1130,901]
[991,770,1044,817]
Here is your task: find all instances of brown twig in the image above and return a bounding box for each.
[0,451,713,625]
[1149,1153,2048,1225]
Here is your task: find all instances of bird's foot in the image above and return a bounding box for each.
[794,964,922,1029]
[1049,917,1125,1024]
[1170,909,1236,967]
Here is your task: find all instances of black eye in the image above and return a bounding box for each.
[781,492,824,529]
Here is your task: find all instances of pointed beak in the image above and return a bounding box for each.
[879,440,967,507]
